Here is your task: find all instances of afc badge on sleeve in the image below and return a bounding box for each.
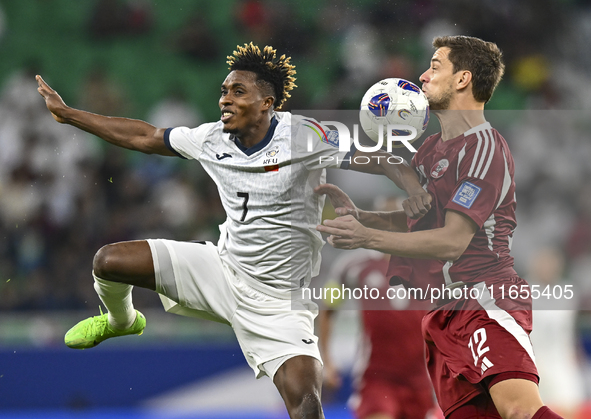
[452,181,481,209]
[324,130,339,148]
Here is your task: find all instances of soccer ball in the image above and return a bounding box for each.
[359,78,430,147]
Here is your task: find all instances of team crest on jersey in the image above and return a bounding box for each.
[263,146,280,166]
[452,181,481,209]
[266,146,280,158]
[430,159,449,178]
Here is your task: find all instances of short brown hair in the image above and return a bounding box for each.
[433,35,505,103]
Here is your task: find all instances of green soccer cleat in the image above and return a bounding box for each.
[64,308,146,349]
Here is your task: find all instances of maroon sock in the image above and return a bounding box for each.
[532,406,564,419]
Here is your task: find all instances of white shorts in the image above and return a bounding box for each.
[147,239,322,379]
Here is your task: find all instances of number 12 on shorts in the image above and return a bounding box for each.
[468,328,495,374]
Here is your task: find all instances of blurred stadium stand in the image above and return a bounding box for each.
[1,0,591,417]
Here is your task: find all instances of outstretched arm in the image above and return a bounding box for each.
[314,184,408,232]
[348,149,431,219]
[317,209,478,260]
[36,75,175,156]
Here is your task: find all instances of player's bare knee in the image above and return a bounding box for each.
[302,391,321,406]
[289,391,322,419]
[93,244,118,279]
[497,405,536,419]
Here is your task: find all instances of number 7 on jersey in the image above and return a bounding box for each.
[237,192,249,222]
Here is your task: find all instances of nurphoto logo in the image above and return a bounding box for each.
[305,120,419,154]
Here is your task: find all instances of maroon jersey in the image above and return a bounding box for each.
[388,122,518,291]
[329,250,431,382]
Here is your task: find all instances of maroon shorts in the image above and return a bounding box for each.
[422,277,539,417]
[350,375,439,419]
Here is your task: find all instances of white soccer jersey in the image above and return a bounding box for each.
[164,112,354,297]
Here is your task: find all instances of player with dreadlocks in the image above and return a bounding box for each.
[36,43,430,419]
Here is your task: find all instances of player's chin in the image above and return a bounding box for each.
[427,100,445,111]
[427,94,451,111]
[222,124,239,135]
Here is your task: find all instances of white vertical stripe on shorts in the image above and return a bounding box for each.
[474,282,536,365]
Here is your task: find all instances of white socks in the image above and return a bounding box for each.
[93,273,136,330]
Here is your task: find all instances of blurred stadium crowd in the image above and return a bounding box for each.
[0,0,590,320]
[1,0,591,415]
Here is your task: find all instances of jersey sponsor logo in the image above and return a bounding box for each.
[301,338,315,345]
[264,164,279,172]
[216,152,232,160]
[452,181,481,209]
[430,159,449,178]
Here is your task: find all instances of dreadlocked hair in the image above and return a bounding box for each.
[227,42,297,108]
